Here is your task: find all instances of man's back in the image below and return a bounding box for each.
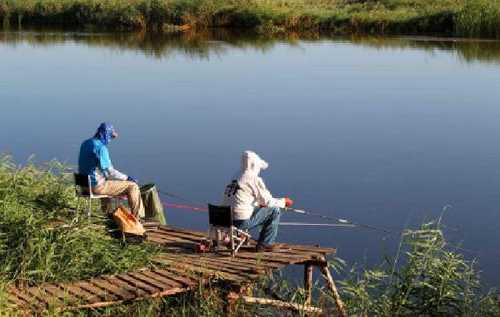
[78,138,102,186]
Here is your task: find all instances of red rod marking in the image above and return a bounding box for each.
[163,202,208,212]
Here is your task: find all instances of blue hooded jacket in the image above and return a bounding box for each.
[78,123,116,186]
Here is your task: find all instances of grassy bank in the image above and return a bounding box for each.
[1,0,500,38]
[0,155,163,315]
[0,156,499,316]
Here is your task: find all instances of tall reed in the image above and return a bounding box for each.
[456,0,500,38]
[1,0,500,38]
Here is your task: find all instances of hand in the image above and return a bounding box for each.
[127,176,138,184]
[284,197,294,208]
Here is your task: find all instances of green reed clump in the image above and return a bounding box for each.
[456,0,500,38]
[340,217,500,316]
[0,155,161,288]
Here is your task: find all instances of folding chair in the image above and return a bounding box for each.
[73,173,111,219]
[208,204,251,257]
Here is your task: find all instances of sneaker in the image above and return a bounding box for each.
[255,243,288,252]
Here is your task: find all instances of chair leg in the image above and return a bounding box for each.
[230,227,236,257]
[75,198,80,220]
[88,198,92,219]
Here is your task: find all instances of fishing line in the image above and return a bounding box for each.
[284,207,394,234]
[157,189,207,208]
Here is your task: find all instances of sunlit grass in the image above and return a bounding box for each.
[0,155,161,288]
[1,0,500,38]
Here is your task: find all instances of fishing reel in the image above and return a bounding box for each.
[195,238,212,253]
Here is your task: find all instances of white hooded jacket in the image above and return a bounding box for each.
[223,151,286,220]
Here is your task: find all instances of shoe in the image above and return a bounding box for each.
[255,243,288,252]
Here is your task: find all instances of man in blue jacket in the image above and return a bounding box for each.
[79,122,144,217]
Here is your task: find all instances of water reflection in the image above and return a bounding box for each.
[1,29,500,64]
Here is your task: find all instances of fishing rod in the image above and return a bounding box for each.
[280,222,356,228]
[284,207,393,234]
[157,189,391,233]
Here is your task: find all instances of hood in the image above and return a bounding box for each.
[94,122,116,145]
[240,151,269,176]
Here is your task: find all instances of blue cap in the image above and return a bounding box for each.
[95,122,116,145]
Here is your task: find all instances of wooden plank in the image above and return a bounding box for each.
[158,226,207,238]
[152,269,198,287]
[147,229,197,240]
[255,251,316,264]
[74,281,114,302]
[72,286,188,311]
[158,225,336,254]
[146,235,172,245]
[146,235,196,250]
[139,271,184,288]
[117,274,160,294]
[158,254,259,280]
[101,276,149,297]
[288,245,336,255]
[146,231,196,244]
[10,287,45,311]
[90,278,135,300]
[7,292,30,309]
[197,253,279,270]
[205,253,284,268]
[277,248,329,262]
[128,272,171,291]
[237,295,324,315]
[43,283,80,306]
[179,254,266,275]
[25,287,53,308]
[235,251,307,265]
[156,259,244,283]
[151,228,203,243]
[59,284,101,303]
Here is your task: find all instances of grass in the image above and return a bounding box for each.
[0,0,500,38]
[0,155,499,316]
[340,211,500,316]
[0,155,162,286]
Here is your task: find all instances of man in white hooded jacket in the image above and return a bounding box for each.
[223,151,294,252]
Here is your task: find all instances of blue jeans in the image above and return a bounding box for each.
[233,207,281,246]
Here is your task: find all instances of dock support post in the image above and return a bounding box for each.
[304,262,313,305]
[319,263,346,317]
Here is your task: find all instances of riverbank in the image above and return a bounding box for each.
[1,0,500,38]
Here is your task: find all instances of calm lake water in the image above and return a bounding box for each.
[1,30,500,285]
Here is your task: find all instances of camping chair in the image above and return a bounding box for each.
[73,173,111,219]
[208,204,251,257]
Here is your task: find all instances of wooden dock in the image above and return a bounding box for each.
[7,224,345,316]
